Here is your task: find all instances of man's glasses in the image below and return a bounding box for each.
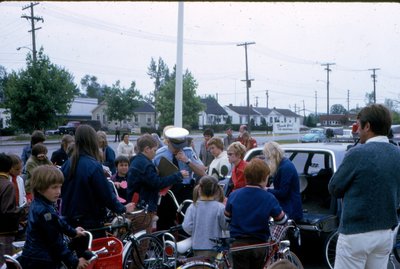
[227,153,234,156]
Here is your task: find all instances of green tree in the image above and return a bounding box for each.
[330,104,347,114]
[104,81,142,124]
[0,66,8,104]
[80,74,107,102]
[156,69,204,128]
[365,91,375,105]
[4,49,78,132]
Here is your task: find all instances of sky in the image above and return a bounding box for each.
[1,1,400,116]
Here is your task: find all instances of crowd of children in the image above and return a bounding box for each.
[0,125,296,269]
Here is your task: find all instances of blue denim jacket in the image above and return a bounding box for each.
[127,153,183,212]
[21,193,78,268]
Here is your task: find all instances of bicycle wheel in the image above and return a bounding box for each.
[177,261,217,269]
[122,234,164,269]
[393,226,400,263]
[282,251,304,269]
[324,229,339,269]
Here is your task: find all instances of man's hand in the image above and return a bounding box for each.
[75,227,86,237]
[125,202,136,213]
[180,170,189,178]
[175,151,188,163]
[77,257,90,269]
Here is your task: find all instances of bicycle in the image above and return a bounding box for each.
[176,219,304,269]
[1,231,105,269]
[88,207,165,269]
[325,226,400,269]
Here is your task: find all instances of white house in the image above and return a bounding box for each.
[92,101,155,131]
[0,108,10,128]
[198,98,229,129]
[60,97,98,121]
[223,105,261,126]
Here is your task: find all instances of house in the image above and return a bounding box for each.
[0,108,10,128]
[198,98,229,129]
[319,114,357,126]
[92,101,155,131]
[223,105,302,134]
[223,105,261,126]
[60,97,98,122]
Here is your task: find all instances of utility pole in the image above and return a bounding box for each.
[302,100,306,118]
[315,91,317,116]
[254,96,259,107]
[237,41,255,131]
[21,2,43,64]
[369,68,380,103]
[266,90,269,109]
[347,90,350,112]
[321,63,335,116]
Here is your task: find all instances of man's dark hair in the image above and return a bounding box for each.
[203,128,214,137]
[30,130,45,146]
[357,104,392,136]
[0,153,12,172]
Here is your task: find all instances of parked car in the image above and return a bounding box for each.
[45,129,60,136]
[244,142,353,262]
[333,129,354,143]
[391,124,400,145]
[58,121,80,135]
[300,128,326,143]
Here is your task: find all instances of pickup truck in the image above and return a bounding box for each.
[58,120,101,135]
[58,121,80,135]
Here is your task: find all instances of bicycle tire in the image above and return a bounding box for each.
[122,233,164,269]
[282,251,304,269]
[177,261,217,269]
[393,226,400,263]
[324,229,339,269]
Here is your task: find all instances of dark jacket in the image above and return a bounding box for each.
[268,158,303,222]
[51,147,69,166]
[0,174,20,234]
[21,192,78,268]
[61,154,126,229]
[102,146,116,175]
[127,153,183,212]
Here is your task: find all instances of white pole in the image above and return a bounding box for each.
[174,1,184,127]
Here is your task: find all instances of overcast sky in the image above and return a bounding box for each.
[1,1,400,115]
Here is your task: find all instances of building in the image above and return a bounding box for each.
[319,114,357,127]
[0,108,10,128]
[92,101,155,132]
[198,98,229,129]
[223,105,261,126]
[223,105,302,134]
[59,97,98,122]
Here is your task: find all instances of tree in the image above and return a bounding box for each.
[330,104,347,114]
[156,69,204,128]
[365,91,375,105]
[0,65,7,104]
[104,81,142,125]
[4,48,78,132]
[80,75,107,102]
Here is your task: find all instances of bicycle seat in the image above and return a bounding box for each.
[165,237,192,254]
